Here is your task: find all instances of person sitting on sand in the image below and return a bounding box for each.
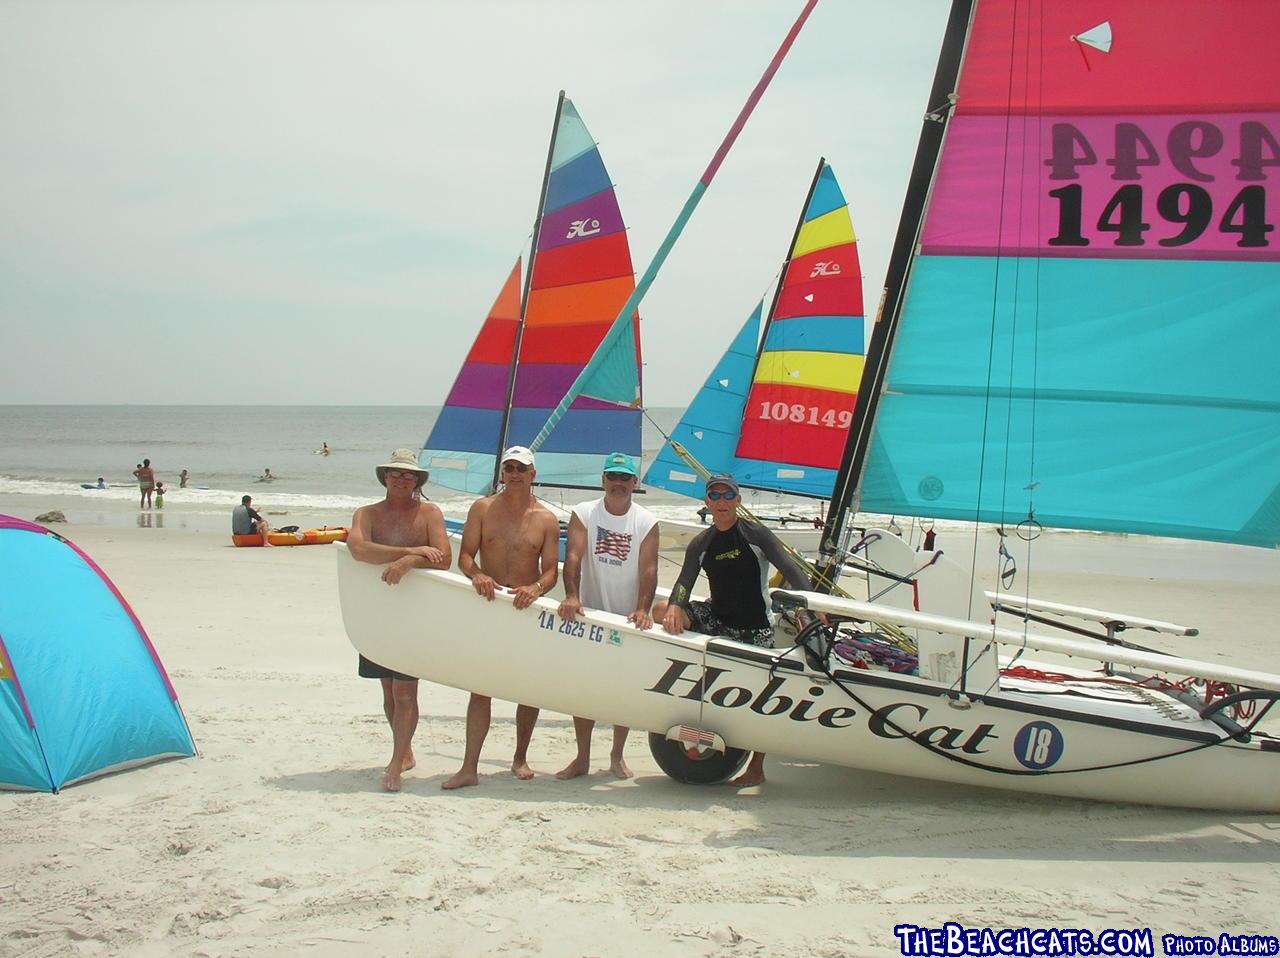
[134,458,155,509]
[232,494,271,546]
[154,481,166,509]
[555,452,657,782]
[347,449,452,793]
[443,445,558,791]
[652,472,818,789]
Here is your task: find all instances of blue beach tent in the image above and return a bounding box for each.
[0,515,195,791]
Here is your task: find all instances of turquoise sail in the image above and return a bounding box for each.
[643,305,761,499]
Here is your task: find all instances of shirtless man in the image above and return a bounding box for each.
[347,448,452,792]
[442,445,559,790]
[133,458,155,509]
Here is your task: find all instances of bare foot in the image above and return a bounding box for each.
[441,769,478,790]
[402,753,416,772]
[382,767,402,792]
[730,769,765,788]
[555,757,590,780]
[609,757,634,780]
[511,759,535,780]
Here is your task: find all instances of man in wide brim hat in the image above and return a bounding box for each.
[375,449,430,490]
[348,447,451,793]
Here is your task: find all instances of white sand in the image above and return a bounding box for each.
[2,497,1279,956]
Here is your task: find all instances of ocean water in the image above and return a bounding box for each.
[0,405,827,527]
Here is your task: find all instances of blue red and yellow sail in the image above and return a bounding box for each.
[647,161,865,500]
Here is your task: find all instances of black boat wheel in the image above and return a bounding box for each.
[647,732,749,785]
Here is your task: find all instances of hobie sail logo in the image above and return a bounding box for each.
[566,218,602,239]
[809,261,842,278]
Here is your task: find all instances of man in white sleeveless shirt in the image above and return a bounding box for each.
[555,452,658,780]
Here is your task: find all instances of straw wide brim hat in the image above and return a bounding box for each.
[376,448,429,488]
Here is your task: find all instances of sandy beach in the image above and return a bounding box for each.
[3,494,1279,957]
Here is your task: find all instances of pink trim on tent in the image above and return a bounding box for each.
[0,515,183,704]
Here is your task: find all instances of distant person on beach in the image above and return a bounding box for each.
[321,443,330,456]
[652,472,818,789]
[347,448,452,793]
[154,482,166,509]
[260,468,274,482]
[443,445,558,791]
[232,494,271,546]
[133,459,155,509]
[179,469,189,488]
[96,477,106,489]
[555,452,657,781]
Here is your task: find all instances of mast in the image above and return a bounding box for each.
[818,0,976,566]
[492,90,565,491]
[527,0,820,455]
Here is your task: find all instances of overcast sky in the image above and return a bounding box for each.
[1,0,950,406]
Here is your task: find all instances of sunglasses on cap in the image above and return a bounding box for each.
[604,471,635,481]
[502,461,531,473]
[705,489,738,501]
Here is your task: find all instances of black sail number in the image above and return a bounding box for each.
[1049,183,1274,249]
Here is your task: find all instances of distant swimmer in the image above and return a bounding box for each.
[179,469,189,488]
[96,477,106,489]
[258,467,274,482]
[321,442,330,456]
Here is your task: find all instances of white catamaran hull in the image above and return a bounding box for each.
[336,545,1280,811]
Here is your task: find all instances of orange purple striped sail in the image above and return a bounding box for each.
[420,261,523,493]
[421,97,642,492]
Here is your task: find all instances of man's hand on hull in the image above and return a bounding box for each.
[511,583,542,610]
[470,572,497,600]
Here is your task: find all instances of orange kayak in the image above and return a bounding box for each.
[232,527,349,547]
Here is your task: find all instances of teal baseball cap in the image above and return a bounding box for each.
[602,452,638,477]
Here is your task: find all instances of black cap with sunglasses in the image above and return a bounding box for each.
[703,472,740,499]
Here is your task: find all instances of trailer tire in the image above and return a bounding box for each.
[647,732,750,785]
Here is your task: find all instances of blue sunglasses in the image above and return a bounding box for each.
[706,489,738,501]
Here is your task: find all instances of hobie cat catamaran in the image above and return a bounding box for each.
[339,0,1280,810]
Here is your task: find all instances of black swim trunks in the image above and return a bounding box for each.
[358,654,416,682]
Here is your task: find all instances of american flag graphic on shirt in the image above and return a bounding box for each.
[594,526,633,561]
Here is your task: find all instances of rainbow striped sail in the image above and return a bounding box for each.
[836,0,1280,548]
[646,160,864,499]
[421,261,523,493]
[422,95,641,492]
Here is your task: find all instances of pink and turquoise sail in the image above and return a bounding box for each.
[646,161,865,499]
[422,96,641,492]
[842,0,1280,548]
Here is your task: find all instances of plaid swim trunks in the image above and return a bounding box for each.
[685,600,776,648]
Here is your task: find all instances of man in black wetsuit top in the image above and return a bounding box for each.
[652,472,814,787]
